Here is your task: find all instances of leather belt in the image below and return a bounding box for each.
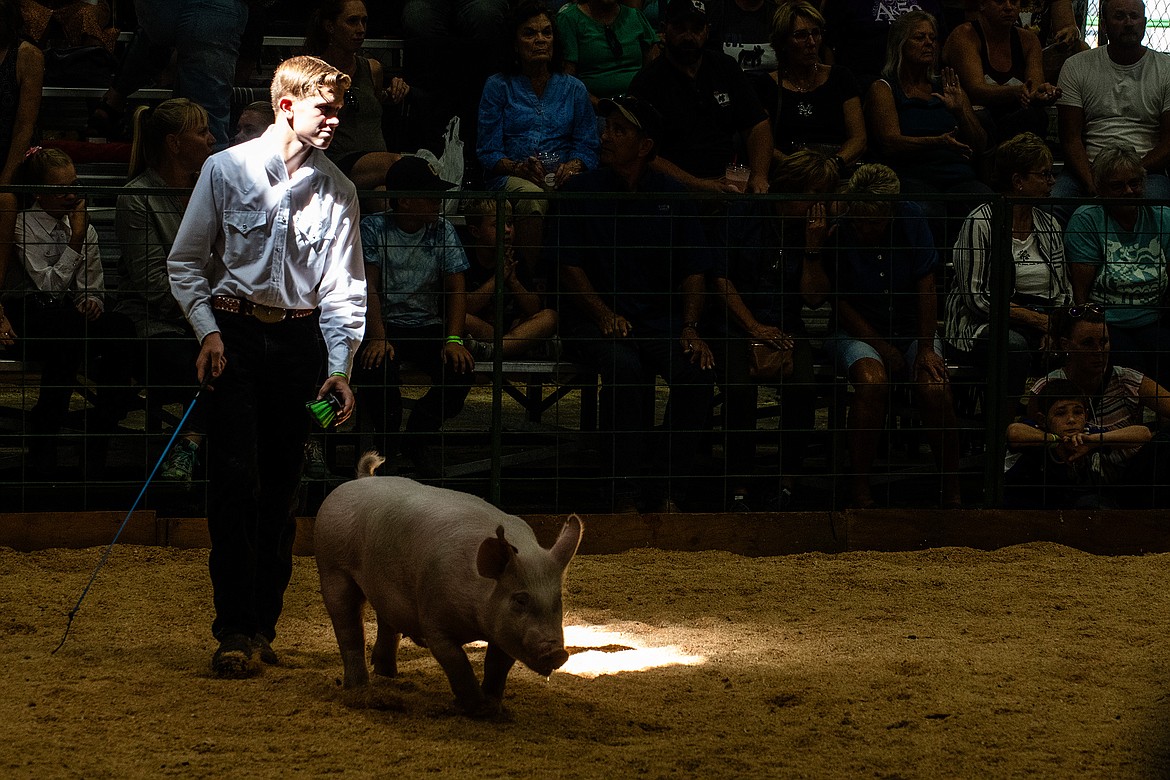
[211,295,316,324]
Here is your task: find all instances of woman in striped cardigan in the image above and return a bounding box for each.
[944,131,1072,422]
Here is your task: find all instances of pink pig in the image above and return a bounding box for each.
[314,452,583,716]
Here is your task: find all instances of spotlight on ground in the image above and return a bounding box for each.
[557,624,705,678]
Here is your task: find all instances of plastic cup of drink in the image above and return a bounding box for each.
[537,151,561,188]
[724,163,750,192]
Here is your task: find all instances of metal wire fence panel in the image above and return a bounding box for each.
[1,184,1168,514]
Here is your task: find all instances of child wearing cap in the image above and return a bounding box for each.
[352,155,475,473]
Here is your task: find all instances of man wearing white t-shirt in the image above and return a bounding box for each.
[1053,0,1170,222]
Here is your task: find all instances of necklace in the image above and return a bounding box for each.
[784,63,820,93]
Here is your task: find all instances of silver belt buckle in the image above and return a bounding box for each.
[252,303,286,324]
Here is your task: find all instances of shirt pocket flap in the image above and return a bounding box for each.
[224,210,267,236]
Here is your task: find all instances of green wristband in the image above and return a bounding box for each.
[446,336,464,345]
[330,371,348,379]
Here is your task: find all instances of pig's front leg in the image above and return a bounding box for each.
[427,635,490,715]
[481,642,516,704]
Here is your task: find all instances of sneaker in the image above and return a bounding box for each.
[464,336,493,362]
[160,437,198,481]
[253,634,278,665]
[304,438,329,479]
[211,633,261,678]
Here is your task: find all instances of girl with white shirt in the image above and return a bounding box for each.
[2,147,134,474]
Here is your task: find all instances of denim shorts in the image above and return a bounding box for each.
[829,331,945,374]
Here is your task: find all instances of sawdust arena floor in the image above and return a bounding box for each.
[3,542,1169,778]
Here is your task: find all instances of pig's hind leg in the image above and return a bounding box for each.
[319,569,370,688]
[370,617,401,678]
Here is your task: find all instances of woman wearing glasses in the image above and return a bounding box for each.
[1065,144,1170,391]
[556,0,658,104]
[1025,304,1170,508]
[945,131,1071,422]
[753,1,865,173]
[304,0,407,193]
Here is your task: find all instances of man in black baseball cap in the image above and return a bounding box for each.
[628,0,770,194]
[596,95,662,159]
[554,87,716,514]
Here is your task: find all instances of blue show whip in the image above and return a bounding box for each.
[52,382,210,654]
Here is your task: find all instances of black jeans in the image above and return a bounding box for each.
[709,332,816,492]
[563,318,715,506]
[206,311,323,641]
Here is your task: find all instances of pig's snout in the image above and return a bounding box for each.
[531,645,569,677]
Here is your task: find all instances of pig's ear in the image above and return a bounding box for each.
[476,525,518,579]
[550,514,583,569]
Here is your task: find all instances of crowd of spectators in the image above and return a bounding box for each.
[2,0,1170,512]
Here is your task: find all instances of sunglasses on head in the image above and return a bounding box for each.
[1068,303,1105,319]
[604,24,623,59]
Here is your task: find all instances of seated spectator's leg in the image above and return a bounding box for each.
[1049,173,1085,226]
[96,2,175,131]
[778,337,816,493]
[18,297,85,437]
[394,323,474,460]
[647,330,716,507]
[909,337,962,507]
[562,318,654,508]
[173,0,249,149]
[503,177,549,285]
[950,327,1032,425]
[86,310,138,429]
[79,310,139,477]
[499,309,558,358]
[351,340,402,461]
[710,334,758,506]
[832,334,889,508]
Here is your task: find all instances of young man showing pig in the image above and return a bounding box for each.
[168,56,367,678]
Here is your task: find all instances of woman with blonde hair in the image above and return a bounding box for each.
[754,1,865,171]
[115,98,215,481]
[822,163,960,508]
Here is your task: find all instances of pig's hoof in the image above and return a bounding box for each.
[460,696,508,720]
[211,633,262,679]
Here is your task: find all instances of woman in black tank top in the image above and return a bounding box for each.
[941,0,1058,143]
